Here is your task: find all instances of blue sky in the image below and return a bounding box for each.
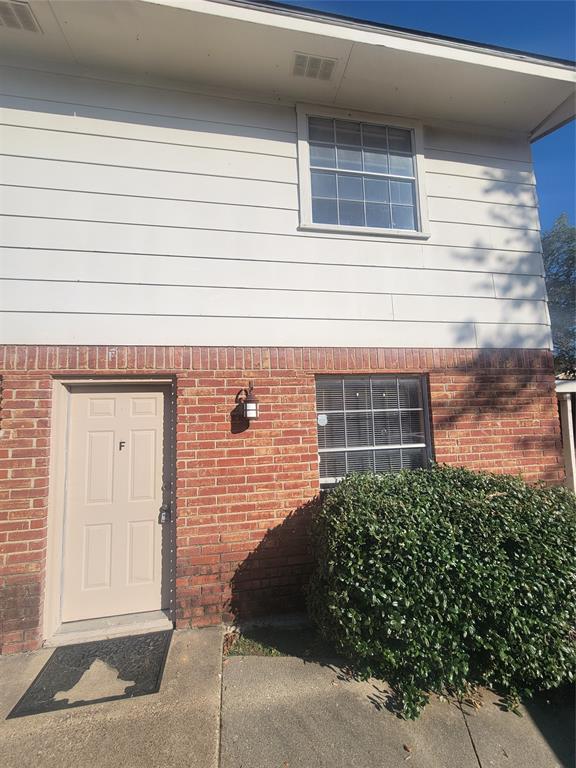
[268,0,576,230]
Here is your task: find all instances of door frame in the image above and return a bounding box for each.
[44,377,176,642]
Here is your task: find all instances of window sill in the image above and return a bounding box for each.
[298,222,431,240]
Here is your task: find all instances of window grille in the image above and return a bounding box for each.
[308,116,419,231]
[316,375,432,487]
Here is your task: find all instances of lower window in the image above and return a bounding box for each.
[316,375,432,488]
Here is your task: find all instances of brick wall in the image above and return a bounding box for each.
[0,346,564,653]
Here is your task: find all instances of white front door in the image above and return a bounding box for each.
[61,386,170,623]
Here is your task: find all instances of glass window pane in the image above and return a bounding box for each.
[344,378,371,410]
[316,378,344,411]
[366,203,391,229]
[311,171,337,198]
[392,205,415,230]
[339,200,365,227]
[308,117,334,143]
[374,412,401,445]
[364,177,389,203]
[317,376,429,484]
[312,198,338,225]
[317,413,346,449]
[401,411,425,444]
[310,142,336,168]
[390,180,415,205]
[371,378,399,409]
[374,449,402,473]
[320,451,346,480]
[346,413,373,447]
[363,148,389,173]
[338,174,364,201]
[401,447,427,470]
[362,124,387,149]
[399,379,423,409]
[388,128,412,152]
[308,119,419,233]
[347,450,374,474]
[335,120,361,146]
[337,145,362,171]
[389,152,414,177]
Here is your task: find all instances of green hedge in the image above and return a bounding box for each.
[308,465,576,718]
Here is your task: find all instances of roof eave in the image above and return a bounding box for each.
[530,95,576,141]
[196,0,576,71]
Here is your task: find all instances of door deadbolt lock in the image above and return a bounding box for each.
[159,505,171,524]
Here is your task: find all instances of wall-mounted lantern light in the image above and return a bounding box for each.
[236,380,260,420]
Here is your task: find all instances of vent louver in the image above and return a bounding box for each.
[0,1,41,32]
[293,53,337,81]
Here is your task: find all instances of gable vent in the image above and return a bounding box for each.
[0,1,41,33]
[293,53,337,81]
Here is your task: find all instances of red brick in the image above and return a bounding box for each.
[0,345,564,654]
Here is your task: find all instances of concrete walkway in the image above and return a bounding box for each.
[1,629,573,768]
[0,628,223,768]
[220,656,574,768]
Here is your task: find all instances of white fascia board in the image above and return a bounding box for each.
[556,380,576,394]
[530,95,576,141]
[141,0,576,83]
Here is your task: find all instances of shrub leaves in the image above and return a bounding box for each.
[308,465,576,718]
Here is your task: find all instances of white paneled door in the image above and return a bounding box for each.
[61,386,170,622]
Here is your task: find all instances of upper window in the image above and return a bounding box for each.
[316,375,432,488]
[297,107,429,237]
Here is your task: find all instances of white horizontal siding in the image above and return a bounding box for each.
[426,174,537,207]
[493,273,547,300]
[424,126,532,162]
[424,152,534,185]
[0,249,506,298]
[0,312,551,349]
[421,246,543,277]
[0,156,298,210]
[428,197,540,230]
[0,185,542,250]
[0,124,297,183]
[0,279,395,321]
[0,185,296,234]
[0,217,546,276]
[475,323,551,349]
[427,222,541,252]
[0,66,296,132]
[0,104,297,157]
[0,64,550,349]
[393,294,549,324]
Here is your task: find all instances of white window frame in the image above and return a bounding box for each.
[296,103,431,239]
[316,374,434,488]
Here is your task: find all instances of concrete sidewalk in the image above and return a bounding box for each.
[0,627,223,768]
[220,656,574,768]
[1,628,573,768]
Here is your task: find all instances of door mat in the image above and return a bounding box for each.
[7,630,172,718]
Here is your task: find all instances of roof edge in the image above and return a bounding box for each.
[212,0,576,70]
[530,95,576,142]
